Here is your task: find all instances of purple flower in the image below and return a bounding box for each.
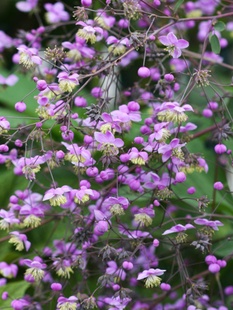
[103,196,129,215]
[0,262,18,278]
[194,218,223,230]
[44,2,70,24]
[9,231,31,251]
[162,224,195,235]
[158,32,189,58]
[16,0,38,12]
[57,72,79,92]
[94,131,124,155]
[0,209,20,230]
[43,186,71,206]
[106,261,126,281]
[137,268,166,288]
[158,138,186,163]
[17,45,42,68]
[0,74,18,86]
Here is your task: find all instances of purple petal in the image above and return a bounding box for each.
[158,35,170,46]
[167,32,178,44]
[176,39,189,49]
[172,48,182,59]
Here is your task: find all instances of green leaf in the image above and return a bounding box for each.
[209,34,221,54]
[214,21,226,32]
[174,0,184,12]
[0,281,30,308]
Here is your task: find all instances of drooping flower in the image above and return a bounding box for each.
[44,2,70,24]
[94,131,124,156]
[194,218,223,231]
[23,256,47,282]
[57,296,78,310]
[43,186,71,206]
[17,45,42,69]
[76,21,104,44]
[9,231,31,251]
[158,32,189,58]
[137,268,166,288]
[57,72,79,93]
[162,223,195,235]
[16,0,38,12]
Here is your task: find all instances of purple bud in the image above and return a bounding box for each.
[2,291,8,300]
[74,96,87,107]
[160,283,171,291]
[173,82,180,91]
[118,19,129,29]
[36,80,47,91]
[0,144,9,152]
[81,0,92,7]
[129,180,140,191]
[153,239,160,247]
[224,286,233,295]
[15,139,23,147]
[138,66,151,78]
[122,261,133,270]
[60,125,67,132]
[208,263,220,273]
[128,101,140,111]
[86,167,99,177]
[214,144,227,154]
[134,137,144,144]
[120,154,130,163]
[112,284,120,291]
[217,259,227,268]
[205,255,217,265]
[213,181,224,190]
[56,150,65,159]
[15,101,26,113]
[91,87,103,98]
[84,135,93,144]
[164,73,174,82]
[36,122,43,128]
[62,130,74,141]
[208,101,218,110]
[80,180,91,188]
[187,187,196,194]
[175,172,186,183]
[202,108,213,118]
[51,283,62,291]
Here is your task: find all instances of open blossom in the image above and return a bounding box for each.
[162,224,195,235]
[157,101,193,123]
[158,32,189,58]
[0,262,18,278]
[76,21,104,44]
[62,36,95,62]
[9,231,31,251]
[137,268,166,288]
[16,0,38,12]
[103,196,129,215]
[43,186,71,206]
[194,218,223,231]
[44,2,70,24]
[57,72,79,93]
[0,74,18,86]
[94,131,124,156]
[23,257,47,282]
[107,35,131,55]
[17,45,42,68]
[57,296,78,310]
[128,147,148,165]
